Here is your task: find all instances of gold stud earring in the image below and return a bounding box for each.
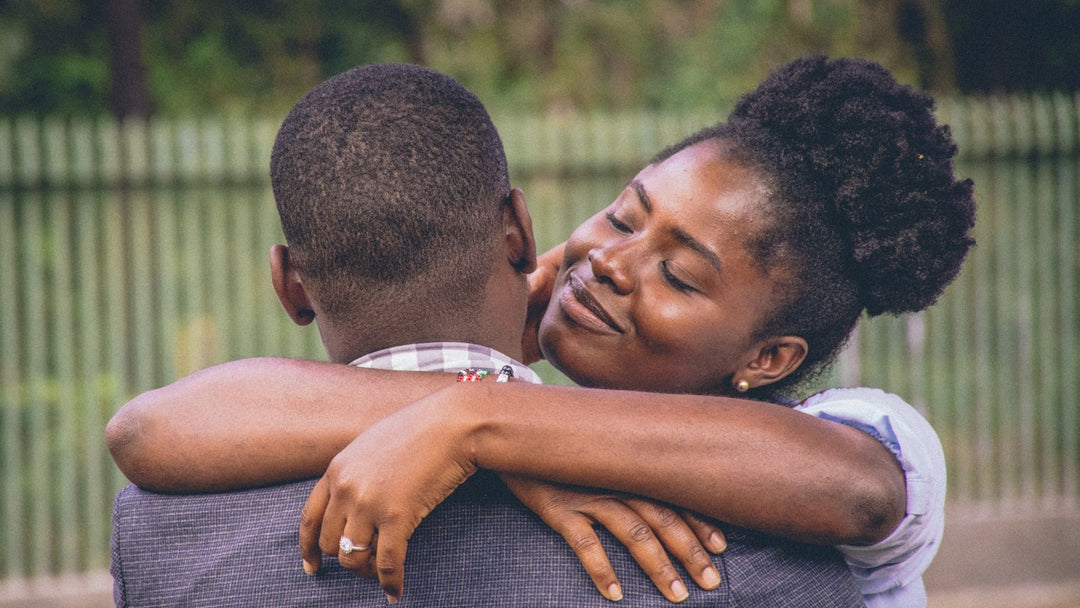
[735,379,750,393]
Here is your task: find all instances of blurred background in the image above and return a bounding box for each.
[0,1,1078,606]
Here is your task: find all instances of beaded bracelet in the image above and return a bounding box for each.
[456,365,515,383]
[456,368,490,382]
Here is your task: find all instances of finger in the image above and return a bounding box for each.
[545,514,624,601]
[526,259,557,305]
[318,490,350,558]
[525,265,543,299]
[337,519,377,579]
[680,510,727,554]
[592,504,689,603]
[626,499,721,593]
[299,478,330,575]
[373,521,411,604]
[537,241,566,276]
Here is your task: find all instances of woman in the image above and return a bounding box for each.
[108,57,975,607]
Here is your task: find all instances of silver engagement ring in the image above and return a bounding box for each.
[339,536,370,555]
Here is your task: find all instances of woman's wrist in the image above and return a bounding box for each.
[436,381,513,472]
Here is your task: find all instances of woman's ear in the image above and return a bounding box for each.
[504,188,537,274]
[737,337,808,391]
[269,244,316,326]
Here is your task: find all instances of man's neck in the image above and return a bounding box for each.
[314,262,530,364]
[318,313,524,365]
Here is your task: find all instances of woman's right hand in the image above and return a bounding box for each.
[521,242,565,364]
[500,473,726,603]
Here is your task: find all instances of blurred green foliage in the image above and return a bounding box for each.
[0,0,1078,118]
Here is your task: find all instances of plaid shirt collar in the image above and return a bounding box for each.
[348,342,542,384]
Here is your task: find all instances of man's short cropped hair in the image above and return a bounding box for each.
[270,63,510,319]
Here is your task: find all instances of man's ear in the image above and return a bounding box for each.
[269,244,316,326]
[736,337,808,391]
[504,188,537,274]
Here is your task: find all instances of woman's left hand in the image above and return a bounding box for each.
[501,473,726,603]
[297,397,475,603]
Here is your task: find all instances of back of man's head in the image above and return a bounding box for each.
[270,63,510,334]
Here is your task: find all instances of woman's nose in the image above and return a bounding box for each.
[588,241,635,295]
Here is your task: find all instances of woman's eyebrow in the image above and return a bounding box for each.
[630,180,652,212]
[672,228,723,274]
[630,179,722,274]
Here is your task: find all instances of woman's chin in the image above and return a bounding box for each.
[538,338,607,389]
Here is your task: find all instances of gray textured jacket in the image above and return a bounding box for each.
[113,470,864,608]
[111,471,862,607]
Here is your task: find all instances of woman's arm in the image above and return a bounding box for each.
[108,357,728,603]
[109,356,904,540]
[108,351,904,544]
[467,382,906,545]
[105,357,457,493]
[295,382,907,601]
[302,380,904,552]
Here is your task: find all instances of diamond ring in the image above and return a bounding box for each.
[339,536,370,555]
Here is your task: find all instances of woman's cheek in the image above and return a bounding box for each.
[633,298,689,346]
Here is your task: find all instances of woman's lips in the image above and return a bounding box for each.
[558,275,624,334]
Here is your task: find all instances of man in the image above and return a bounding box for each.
[108,63,862,607]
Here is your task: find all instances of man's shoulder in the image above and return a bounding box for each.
[112,478,315,540]
[111,475,862,607]
[111,479,319,607]
[719,525,865,607]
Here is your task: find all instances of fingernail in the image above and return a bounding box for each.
[702,566,721,589]
[709,532,727,553]
[386,593,398,604]
[670,579,689,602]
[302,559,317,575]
[607,582,623,601]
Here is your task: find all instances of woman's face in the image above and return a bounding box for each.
[538,142,782,394]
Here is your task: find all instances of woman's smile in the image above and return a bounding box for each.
[557,274,625,335]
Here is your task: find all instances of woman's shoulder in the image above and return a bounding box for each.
[794,386,943,470]
[797,387,931,429]
[801,388,948,597]
[799,386,907,408]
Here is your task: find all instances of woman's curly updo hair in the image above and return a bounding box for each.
[655,56,976,394]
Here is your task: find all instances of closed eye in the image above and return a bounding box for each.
[661,261,696,293]
[606,211,632,234]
